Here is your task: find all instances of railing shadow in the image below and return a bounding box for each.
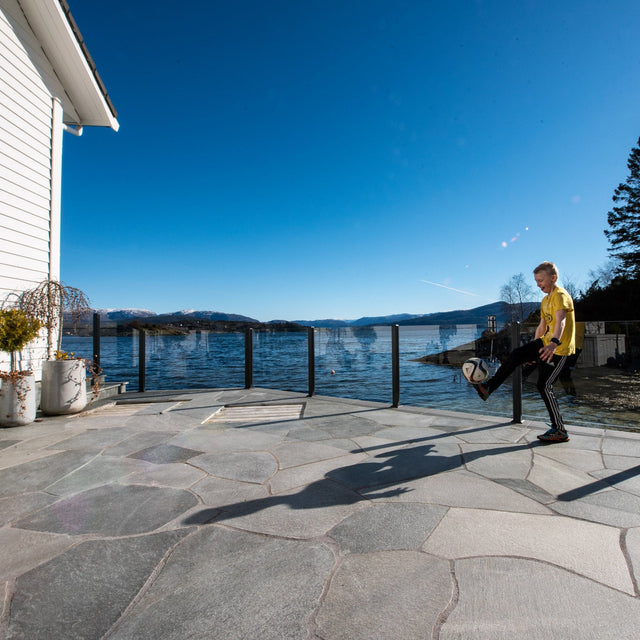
[557,464,640,501]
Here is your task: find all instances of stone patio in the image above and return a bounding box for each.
[1,387,639,639]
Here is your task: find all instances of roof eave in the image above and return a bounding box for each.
[18,0,119,131]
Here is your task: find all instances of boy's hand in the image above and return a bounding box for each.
[539,343,556,363]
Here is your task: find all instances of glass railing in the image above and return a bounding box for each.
[61,320,640,431]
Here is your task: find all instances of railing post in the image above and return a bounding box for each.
[511,322,522,423]
[138,329,146,393]
[308,326,315,397]
[92,312,101,374]
[392,324,400,408]
[245,328,253,389]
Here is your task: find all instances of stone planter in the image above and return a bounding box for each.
[0,372,36,427]
[40,359,87,415]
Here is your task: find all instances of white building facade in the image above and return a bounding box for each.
[0,0,118,374]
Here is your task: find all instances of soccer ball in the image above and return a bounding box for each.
[462,357,490,383]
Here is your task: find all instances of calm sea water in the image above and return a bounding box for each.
[63,325,639,430]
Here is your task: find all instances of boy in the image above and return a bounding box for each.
[474,261,576,443]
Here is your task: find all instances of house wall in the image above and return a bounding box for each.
[0,0,65,373]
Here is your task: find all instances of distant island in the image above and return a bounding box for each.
[65,301,537,336]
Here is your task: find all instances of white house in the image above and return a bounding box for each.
[0,0,118,374]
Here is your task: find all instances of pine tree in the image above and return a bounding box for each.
[605,137,640,277]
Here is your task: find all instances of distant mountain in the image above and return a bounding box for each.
[396,301,539,327]
[92,309,157,320]
[296,302,538,328]
[77,301,538,329]
[85,309,258,323]
[292,319,352,328]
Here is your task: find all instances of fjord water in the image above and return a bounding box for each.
[63,326,638,430]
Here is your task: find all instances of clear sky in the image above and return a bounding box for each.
[60,0,640,321]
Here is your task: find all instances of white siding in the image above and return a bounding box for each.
[0,0,61,373]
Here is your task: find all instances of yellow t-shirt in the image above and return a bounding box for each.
[540,286,575,356]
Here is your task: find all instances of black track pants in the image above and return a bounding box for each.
[487,338,568,431]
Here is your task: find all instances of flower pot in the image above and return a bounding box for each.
[40,359,87,415]
[0,372,36,427]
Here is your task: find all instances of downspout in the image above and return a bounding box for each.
[48,98,64,362]
[63,123,83,136]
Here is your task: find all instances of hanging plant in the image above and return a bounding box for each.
[18,280,90,359]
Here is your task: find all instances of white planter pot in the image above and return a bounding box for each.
[40,360,87,415]
[0,373,36,427]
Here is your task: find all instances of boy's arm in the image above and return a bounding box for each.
[539,309,567,362]
[534,317,547,340]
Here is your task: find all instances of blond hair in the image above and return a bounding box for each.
[533,261,558,277]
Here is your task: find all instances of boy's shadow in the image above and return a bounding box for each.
[184,438,543,525]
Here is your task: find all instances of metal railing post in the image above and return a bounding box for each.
[92,312,101,373]
[245,328,254,389]
[511,322,522,423]
[392,324,400,408]
[138,329,146,393]
[308,326,315,397]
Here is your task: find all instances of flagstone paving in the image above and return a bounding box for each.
[0,386,639,639]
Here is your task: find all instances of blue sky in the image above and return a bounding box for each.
[60,0,640,321]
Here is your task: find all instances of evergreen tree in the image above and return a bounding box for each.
[605,137,640,277]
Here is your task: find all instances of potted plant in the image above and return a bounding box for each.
[0,309,42,427]
[19,280,91,415]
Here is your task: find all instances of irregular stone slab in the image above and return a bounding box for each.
[14,484,198,536]
[0,527,75,582]
[190,451,277,483]
[126,462,207,488]
[328,442,463,491]
[604,453,640,470]
[580,487,640,515]
[372,425,449,443]
[452,423,529,444]
[550,499,640,528]
[127,443,203,464]
[424,508,634,594]
[440,557,640,640]
[314,437,361,451]
[535,446,605,473]
[270,453,369,494]
[329,503,447,553]
[362,408,436,429]
[316,551,452,640]
[0,447,63,472]
[48,427,136,452]
[626,527,640,589]
[170,427,283,453]
[108,527,333,640]
[6,530,189,640]
[0,451,94,498]
[46,456,153,496]
[0,492,58,526]
[603,435,640,458]
[302,413,378,438]
[193,476,269,506]
[367,470,550,514]
[213,478,364,538]
[529,453,610,499]
[461,443,532,479]
[103,430,178,456]
[494,478,556,504]
[282,425,334,440]
[272,440,353,469]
